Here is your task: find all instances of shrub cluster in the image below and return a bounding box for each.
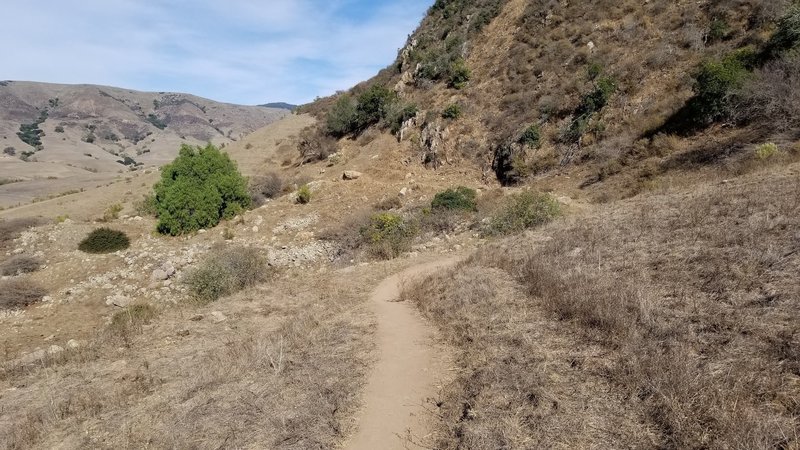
[689,48,755,125]
[488,191,560,235]
[562,75,617,143]
[442,103,463,119]
[361,213,417,259]
[78,228,131,253]
[154,144,250,235]
[184,246,266,303]
[518,124,541,148]
[325,84,400,138]
[431,186,477,211]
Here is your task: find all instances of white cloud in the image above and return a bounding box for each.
[0,0,431,104]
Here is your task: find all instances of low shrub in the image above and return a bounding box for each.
[518,124,541,149]
[0,278,46,309]
[755,142,779,159]
[448,58,471,89]
[102,203,123,222]
[387,103,418,135]
[0,255,42,276]
[297,184,312,204]
[361,213,417,259]
[249,172,284,206]
[184,246,266,303]
[765,5,800,58]
[488,192,560,235]
[78,228,130,253]
[442,104,462,119]
[326,94,358,137]
[690,48,755,124]
[431,186,478,211]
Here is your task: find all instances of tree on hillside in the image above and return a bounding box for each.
[154,144,250,235]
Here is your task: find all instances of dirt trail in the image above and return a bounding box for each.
[345,258,458,450]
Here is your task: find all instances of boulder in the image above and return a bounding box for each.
[343,170,363,180]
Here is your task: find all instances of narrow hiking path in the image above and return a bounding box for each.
[344,258,459,450]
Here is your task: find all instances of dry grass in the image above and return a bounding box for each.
[0,265,376,449]
[0,255,42,276]
[0,217,42,251]
[0,278,47,310]
[404,166,800,448]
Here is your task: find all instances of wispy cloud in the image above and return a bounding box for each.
[1,0,431,104]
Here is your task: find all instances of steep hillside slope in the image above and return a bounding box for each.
[0,81,288,208]
[301,0,799,198]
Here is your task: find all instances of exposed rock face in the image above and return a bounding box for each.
[420,122,448,169]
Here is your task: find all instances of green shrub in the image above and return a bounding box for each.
[563,76,616,143]
[518,124,541,148]
[387,103,418,134]
[0,278,46,309]
[690,48,755,124]
[147,113,167,130]
[448,58,471,89]
[431,186,477,211]
[297,184,312,204]
[488,192,560,235]
[184,246,266,303]
[766,5,800,57]
[78,228,130,253]
[755,142,779,159]
[326,94,358,137]
[361,213,417,259]
[442,103,463,119]
[709,19,732,42]
[54,125,65,133]
[355,85,397,132]
[154,144,250,235]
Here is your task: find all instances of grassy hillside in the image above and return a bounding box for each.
[301,0,800,197]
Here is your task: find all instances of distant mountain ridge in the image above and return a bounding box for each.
[259,102,297,111]
[0,81,288,169]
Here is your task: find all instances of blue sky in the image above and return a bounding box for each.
[1,0,432,105]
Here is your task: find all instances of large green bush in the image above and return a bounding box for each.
[326,95,358,137]
[154,144,250,235]
[431,187,478,211]
[355,85,397,132]
[78,228,130,253]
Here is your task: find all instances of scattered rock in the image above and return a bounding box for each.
[210,311,227,323]
[189,314,204,322]
[252,226,259,233]
[48,345,64,355]
[177,329,190,337]
[399,187,409,196]
[151,269,169,281]
[66,339,81,349]
[19,349,47,365]
[105,294,133,308]
[343,170,363,180]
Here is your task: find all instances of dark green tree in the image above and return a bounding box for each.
[154,144,250,235]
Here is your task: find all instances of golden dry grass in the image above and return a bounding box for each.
[403,165,800,448]
[0,265,378,449]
